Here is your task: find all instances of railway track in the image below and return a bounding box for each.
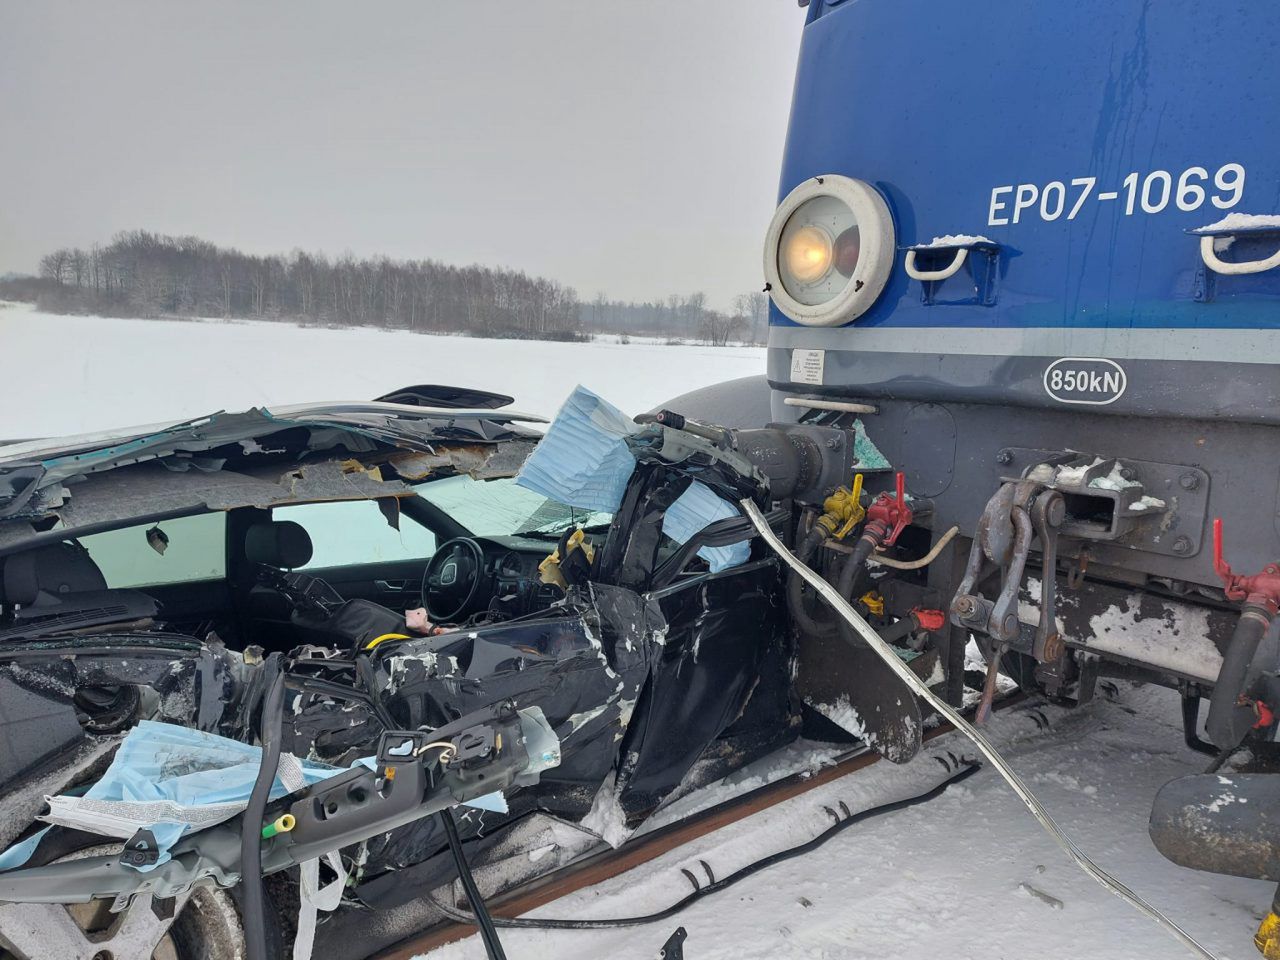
[375,692,1027,959]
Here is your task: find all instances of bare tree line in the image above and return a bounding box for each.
[6,230,769,344]
[24,231,584,339]
[585,290,768,345]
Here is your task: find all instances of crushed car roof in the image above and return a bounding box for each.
[0,400,546,548]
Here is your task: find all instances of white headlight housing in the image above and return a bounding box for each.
[764,175,896,326]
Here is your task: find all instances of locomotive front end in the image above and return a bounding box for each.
[762,0,1280,923]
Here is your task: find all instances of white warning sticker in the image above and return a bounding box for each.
[790,348,825,385]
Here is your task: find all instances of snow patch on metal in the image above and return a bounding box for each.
[1084,594,1222,683]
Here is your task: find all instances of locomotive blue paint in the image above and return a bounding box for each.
[768,0,1280,425]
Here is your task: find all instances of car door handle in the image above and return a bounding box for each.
[375,579,409,591]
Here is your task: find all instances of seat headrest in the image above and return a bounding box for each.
[2,542,108,607]
[245,520,313,569]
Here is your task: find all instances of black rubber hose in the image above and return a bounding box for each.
[787,526,839,638]
[241,654,284,960]
[833,525,885,651]
[439,807,508,960]
[431,761,980,931]
[1206,604,1274,749]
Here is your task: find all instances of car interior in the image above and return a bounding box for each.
[0,476,628,653]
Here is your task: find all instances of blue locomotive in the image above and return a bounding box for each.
[724,0,1280,948]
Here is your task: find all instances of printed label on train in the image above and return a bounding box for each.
[1042,358,1127,405]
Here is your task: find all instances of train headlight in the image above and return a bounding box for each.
[764,175,895,326]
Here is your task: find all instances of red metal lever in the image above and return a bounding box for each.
[1212,517,1280,614]
[1213,517,1231,584]
[867,471,912,547]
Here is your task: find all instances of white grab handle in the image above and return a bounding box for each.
[904,247,968,282]
[1199,234,1280,275]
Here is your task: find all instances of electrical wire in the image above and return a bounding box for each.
[415,740,459,760]
[868,524,960,570]
[429,761,979,931]
[740,498,1222,960]
[439,806,508,960]
[241,654,285,960]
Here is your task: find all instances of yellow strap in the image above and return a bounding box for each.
[366,632,413,651]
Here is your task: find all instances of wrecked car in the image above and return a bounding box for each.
[0,384,905,960]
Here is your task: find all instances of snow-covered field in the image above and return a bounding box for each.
[0,302,765,437]
[0,301,1268,960]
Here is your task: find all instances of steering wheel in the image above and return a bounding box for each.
[422,537,487,623]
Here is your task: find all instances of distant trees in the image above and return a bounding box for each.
[9,230,768,345]
[578,289,766,345]
[733,292,768,344]
[21,230,584,340]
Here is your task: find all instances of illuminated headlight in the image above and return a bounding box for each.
[764,175,896,326]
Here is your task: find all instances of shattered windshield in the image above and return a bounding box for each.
[416,475,611,539]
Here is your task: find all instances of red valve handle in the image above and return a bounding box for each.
[1213,517,1231,583]
[869,471,912,547]
[1212,517,1280,611]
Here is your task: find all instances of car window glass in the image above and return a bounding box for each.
[275,499,436,569]
[79,513,227,588]
[416,476,611,538]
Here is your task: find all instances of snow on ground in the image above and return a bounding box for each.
[1,300,1268,960]
[428,686,1270,960]
[0,301,765,437]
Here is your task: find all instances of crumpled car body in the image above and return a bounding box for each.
[0,387,799,953]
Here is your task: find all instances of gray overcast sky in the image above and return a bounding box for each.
[0,2,803,310]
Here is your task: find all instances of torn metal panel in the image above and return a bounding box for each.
[285,588,660,899]
[0,438,539,553]
[0,735,123,852]
[0,637,238,828]
[0,406,543,523]
[388,439,537,482]
[614,561,795,820]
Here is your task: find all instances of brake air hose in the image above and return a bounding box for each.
[241,654,285,960]
[1206,604,1274,749]
[786,524,839,638]
[740,498,1222,960]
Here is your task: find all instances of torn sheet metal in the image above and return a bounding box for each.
[0,405,543,527]
[614,560,795,820]
[0,437,538,550]
[0,637,235,786]
[292,585,661,908]
[388,440,536,482]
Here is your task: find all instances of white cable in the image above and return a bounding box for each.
[868,525,960,570]
[741,498,1220,960]
[415,740,458,761]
